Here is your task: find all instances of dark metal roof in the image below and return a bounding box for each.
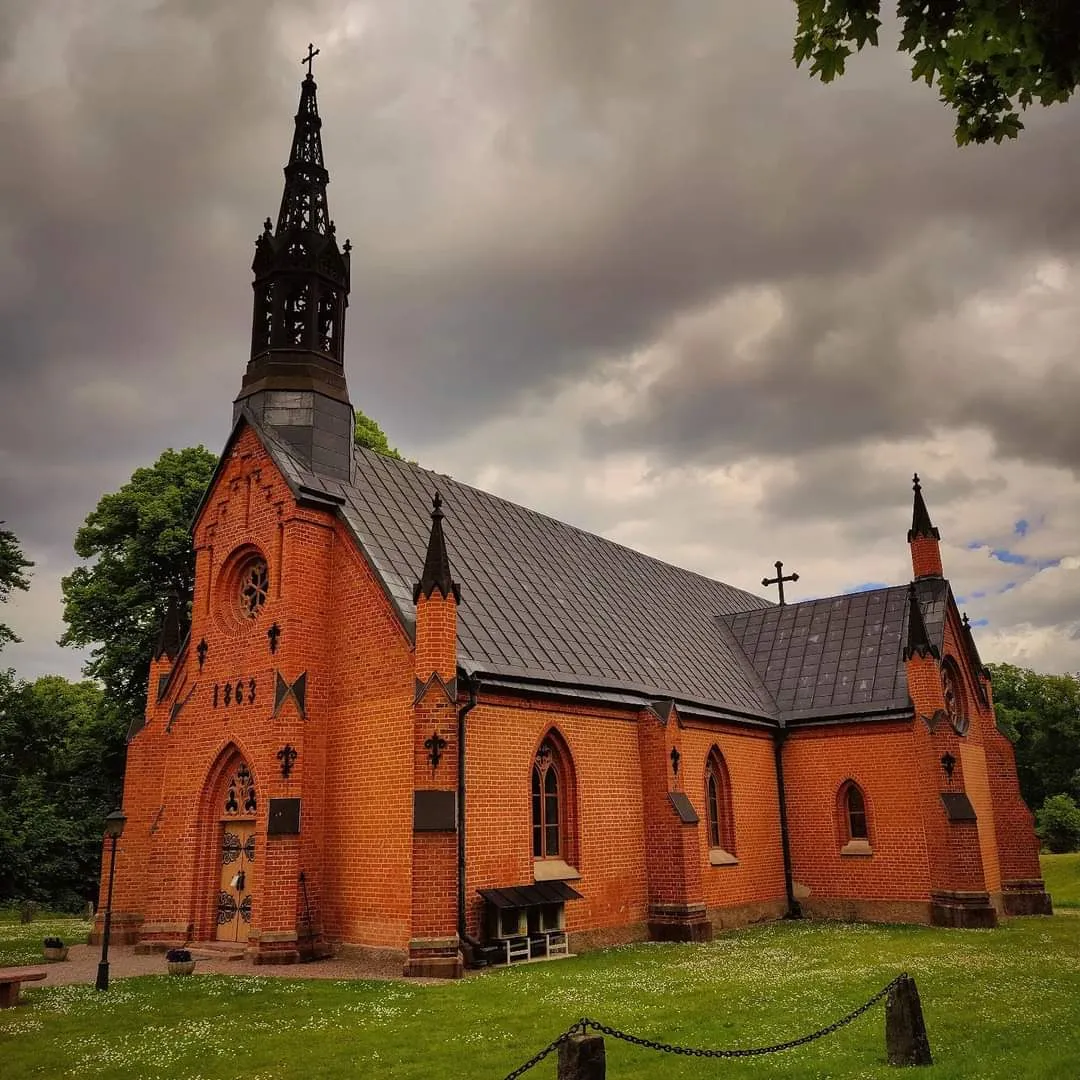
[723,578,949,724]
[479,882,583,909]
[266,426,776,718]
[247,412,959,727]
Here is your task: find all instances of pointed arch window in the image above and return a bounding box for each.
[838,780,872,855]
[532,741,561,859]
[317,289,338,354]
[529,733,580,881]
[285,283,311,347]
[255,283,275,350]
[705,748,737,865]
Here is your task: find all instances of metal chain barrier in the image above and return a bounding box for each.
[501,1024,580,1080]
[501,973,905,1076]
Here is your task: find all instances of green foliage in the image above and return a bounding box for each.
[60,446,218,736]
[794,1,1080,144]
[1037,794,1080,854]
[4,918,1080,1077]
[0,522,33,651]
[988,662,1080,810]
[354,408,405,460]
[0,674,118,910]
[1040,852,1080,908]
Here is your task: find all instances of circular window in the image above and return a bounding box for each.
[942,661,969,735]
[237,558,269,619]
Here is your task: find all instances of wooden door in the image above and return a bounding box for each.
[216,821,256,942]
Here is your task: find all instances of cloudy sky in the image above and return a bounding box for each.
[3,0,1080,681]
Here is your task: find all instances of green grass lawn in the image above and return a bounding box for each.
[0,914,92,967]
[1042,852,1080,908]
[3,914,1080,1079]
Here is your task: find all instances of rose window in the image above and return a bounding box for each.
[238,559,269,619]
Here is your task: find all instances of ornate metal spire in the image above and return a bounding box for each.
[275,70,330,236]
[907,473,940,542]
[902,583,939,661]
[414,492,461,603]
[235,51,355,483]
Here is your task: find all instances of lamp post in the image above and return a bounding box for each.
[96,808,126,992]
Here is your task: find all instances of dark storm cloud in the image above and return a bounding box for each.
[1,0,326,555]
[338,0,1080,473]
[3,0,1080,679]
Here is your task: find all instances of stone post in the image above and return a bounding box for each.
[885,974,933,1066]
[558,1034,606,1079]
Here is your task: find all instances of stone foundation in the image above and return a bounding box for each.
[707,897,788,932]
[647,902,714,942]
[567,921,649,955]
[1002,879,1054,916]
[406,937,463,979]
[333,941,409,977]
[799,897,934,925]
[248,930,301,965]
[87,911,142,946]
[930,890,998,929]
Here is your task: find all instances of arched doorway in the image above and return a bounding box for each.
[213,757,259,942]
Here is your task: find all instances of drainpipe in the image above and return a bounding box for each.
[773,726,801,919]
[457,673,480,955]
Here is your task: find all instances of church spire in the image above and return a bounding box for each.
[234,49,355,482]
[908,474,940,543]
[907,473,943,579]
[414,493,461,603]
[275,67,330,236]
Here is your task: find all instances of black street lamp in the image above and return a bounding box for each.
[96,808,126,992]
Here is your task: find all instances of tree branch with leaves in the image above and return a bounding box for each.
[0,523,33,652]
[794,1,1080,144]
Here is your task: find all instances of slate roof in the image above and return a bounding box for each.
[253,413,774,718]
[249,411,949,727]
[722,578,948,724]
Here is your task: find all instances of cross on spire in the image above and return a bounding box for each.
[762,560,799,606]
[302,42,320,78]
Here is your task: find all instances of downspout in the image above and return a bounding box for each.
[457,673,481,957]
[773,726,801,918]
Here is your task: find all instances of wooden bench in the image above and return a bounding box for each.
[0,967,48,1008]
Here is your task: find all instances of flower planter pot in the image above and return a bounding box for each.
[43,946,69,962]
[167,960,196,976]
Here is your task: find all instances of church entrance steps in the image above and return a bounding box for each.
[188,941,247,961]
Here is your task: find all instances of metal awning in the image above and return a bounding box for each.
[478,881,583,909]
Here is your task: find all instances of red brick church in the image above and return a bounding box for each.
[96,67,1051,976]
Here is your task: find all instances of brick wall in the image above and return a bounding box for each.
[463,695,649,938]
[97,426,1048,956]
[784,722,932,908]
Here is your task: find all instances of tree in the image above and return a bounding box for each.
[989,662,1080,810]
[0,523,33,651]
[1036,793,1080,854]
[60,447,218,735]
[355,408,405,460]
[0,674,116,909]
[794,2,1080,144]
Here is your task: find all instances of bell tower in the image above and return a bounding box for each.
[234,48,354,482]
